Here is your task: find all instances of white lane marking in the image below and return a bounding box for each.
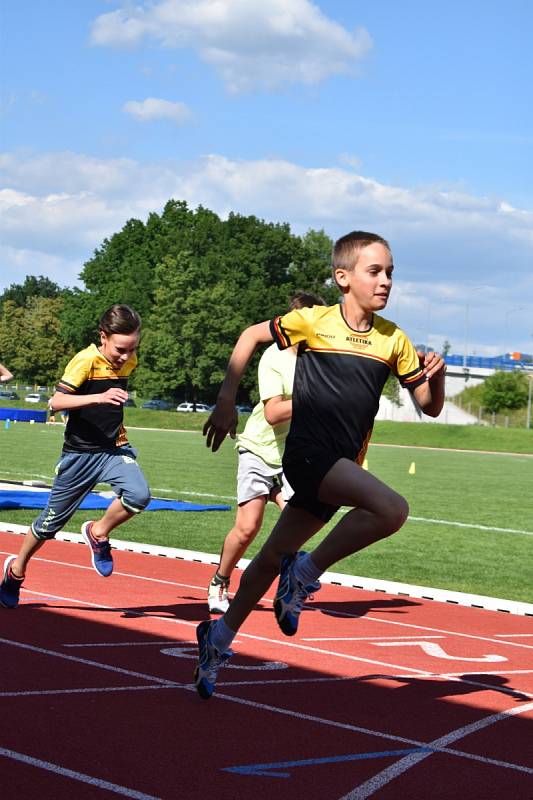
[494,633,533,638]
[373,641,507,663]
[0,746,162,800]
[303,636,445,641]
[64,640,188,648]
[2,635,531,779]
[0,637,180,686]
[2,534,532,617]
[0,685,175,698]
[214,690,533,777]
[316,605,533,650]
[408,516,533,536]
[336,701,533,799]
[4,546,531,651]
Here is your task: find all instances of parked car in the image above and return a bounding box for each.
[236,405,253,413]
[24,392,48,403]
[176,402,211,413]
[124,398,136,407]
[0,390,19,400]
[142,399,173,410]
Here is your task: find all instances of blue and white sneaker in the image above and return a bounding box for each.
[194,620,233,700]
[81,521,113,577]
[274,552,321,636]
[0,555,24,609]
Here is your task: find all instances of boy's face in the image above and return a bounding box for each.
[335,243,393,312]
[99,331,140,369]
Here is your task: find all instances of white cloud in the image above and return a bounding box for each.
[1,149,532,353]
[123,97,192,124]
[90,0,372,92]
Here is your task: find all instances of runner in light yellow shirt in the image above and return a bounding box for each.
[207,292,324,613]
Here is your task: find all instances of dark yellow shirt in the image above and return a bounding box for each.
[57,344,137,452]
[270,304,425,464]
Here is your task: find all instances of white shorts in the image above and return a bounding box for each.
[237,449,294,505]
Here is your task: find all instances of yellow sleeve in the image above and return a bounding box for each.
[269,306,314,350]
[56,349,92,393]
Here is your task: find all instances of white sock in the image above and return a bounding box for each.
[293,552,322,585]
[210,617,236,653]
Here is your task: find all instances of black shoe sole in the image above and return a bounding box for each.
[273,599,297,636]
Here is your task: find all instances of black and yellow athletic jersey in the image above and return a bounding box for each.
[270,304,425,465]
[56,344,137,452]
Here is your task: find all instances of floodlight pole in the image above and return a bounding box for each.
[527,375,533,430]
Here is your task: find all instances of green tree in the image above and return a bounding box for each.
[442,339,452,357]
[0,297,68,384]
[0,275,60,308]
[481,371,529,412]
[382,374,401,406]
[135,252,248,400]
[287,228,338,303]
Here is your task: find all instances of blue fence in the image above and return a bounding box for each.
[0,408,47,423]
[445,355,532,370]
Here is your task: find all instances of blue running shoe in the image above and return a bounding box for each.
[0,555,24,609]
[194,620,233,700]
[274,552,321,636]
[81,521,113,577]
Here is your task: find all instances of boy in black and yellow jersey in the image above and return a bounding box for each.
[194,230,446,699]
[0,305,150,609]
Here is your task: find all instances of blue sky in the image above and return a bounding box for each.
[1,0,532,356]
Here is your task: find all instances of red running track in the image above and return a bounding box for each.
[1,529,532,800]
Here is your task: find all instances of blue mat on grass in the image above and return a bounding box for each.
[0,490,230,512]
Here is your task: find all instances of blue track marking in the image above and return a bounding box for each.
[222,748,433,777]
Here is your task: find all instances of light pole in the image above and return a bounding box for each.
[527,374,533,430]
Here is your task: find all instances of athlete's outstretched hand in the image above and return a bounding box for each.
[203,399,238,452]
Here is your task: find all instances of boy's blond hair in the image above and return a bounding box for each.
[332,231,391,284]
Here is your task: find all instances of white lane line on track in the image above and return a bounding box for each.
[303,636,445,641]
[5,586,532,702]
[315,605,533,650]
[0,636,181,687]
[2,531,532,617]
[63,640,189,647]
[214,690,533,777]
[0,746,162,800]
[336,700,533,800]
[2,635,532,779]
[0,685,176,698]
[3,672,532,700]
[2,545,531,650]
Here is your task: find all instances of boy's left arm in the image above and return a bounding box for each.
[411,351,446,417]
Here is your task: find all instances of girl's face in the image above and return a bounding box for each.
[99,330,140,369]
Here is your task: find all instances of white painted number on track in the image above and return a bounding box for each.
[373,641,507,663]
[160,646,288,670]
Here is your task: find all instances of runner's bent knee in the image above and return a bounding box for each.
[376,494,409,535]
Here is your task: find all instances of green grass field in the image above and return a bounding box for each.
[1,420,531,603]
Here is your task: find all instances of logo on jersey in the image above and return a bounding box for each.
[346,336,371,347]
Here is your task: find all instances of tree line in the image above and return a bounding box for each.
[0,200,340,404]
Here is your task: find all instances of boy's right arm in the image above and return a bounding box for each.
[50,387,129,412]
[204,321,273,452]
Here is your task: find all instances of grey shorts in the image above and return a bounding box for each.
[237,449,294,505]
[32,446,151,540]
